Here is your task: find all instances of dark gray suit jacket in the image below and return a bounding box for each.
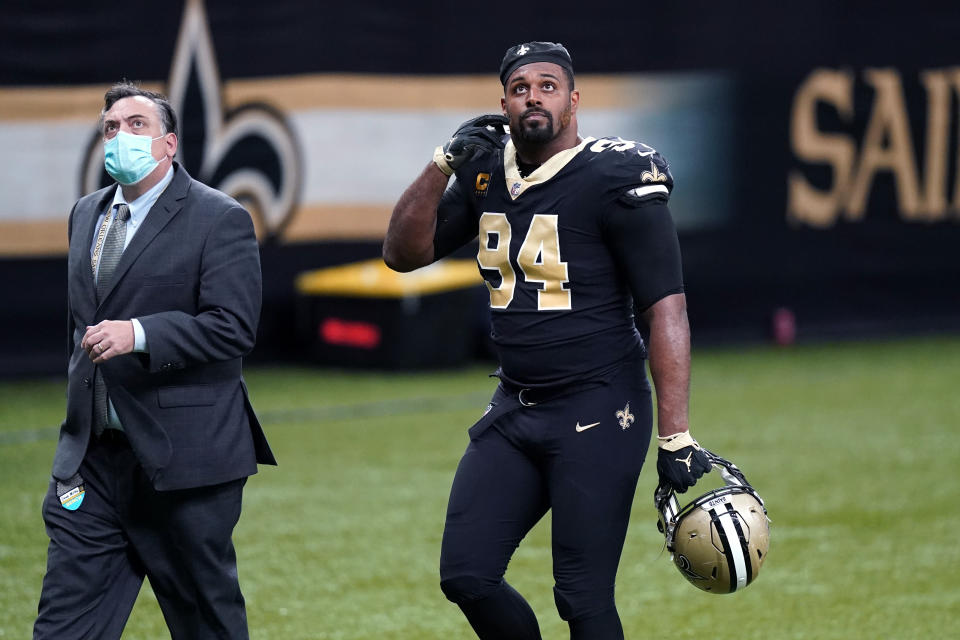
[56,162,276,491]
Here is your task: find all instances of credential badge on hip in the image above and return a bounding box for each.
[56,473,85,511]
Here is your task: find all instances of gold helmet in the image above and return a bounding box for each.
[655,450,770,594]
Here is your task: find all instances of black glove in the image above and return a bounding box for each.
[433,114,509,176]
[656,433,712,493]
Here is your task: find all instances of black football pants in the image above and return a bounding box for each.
[439,365,652,640]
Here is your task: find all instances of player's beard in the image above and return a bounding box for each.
[514,102,572,146]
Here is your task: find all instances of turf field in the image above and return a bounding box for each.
[1,336,958,639]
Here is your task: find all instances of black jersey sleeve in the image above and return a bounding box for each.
[433,176,479,260]
[608,149,674,206]
[601,199,684,311]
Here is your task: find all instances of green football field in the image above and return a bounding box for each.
[1,336,958,639]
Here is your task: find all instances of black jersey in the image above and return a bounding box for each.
[434,135,683,387]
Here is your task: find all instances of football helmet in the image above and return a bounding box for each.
[655,450,769,594]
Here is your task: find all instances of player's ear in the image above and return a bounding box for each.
[501,96,507,115]
[570,90,580,114]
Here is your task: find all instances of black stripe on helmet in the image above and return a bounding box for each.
[709,508,739,593]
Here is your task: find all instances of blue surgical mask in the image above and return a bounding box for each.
[103,130,167,185]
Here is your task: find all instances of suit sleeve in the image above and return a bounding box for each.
[66,203,77,366]
[136,205,262,372]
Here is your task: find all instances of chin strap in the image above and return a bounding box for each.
[655,482,682,551]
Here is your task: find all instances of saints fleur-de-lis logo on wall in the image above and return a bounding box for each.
[80,0,302,241]
[616,403,635,430]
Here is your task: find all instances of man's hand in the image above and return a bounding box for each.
[433,114,509,176]
[81,320,134,364]
[656,431,712,493]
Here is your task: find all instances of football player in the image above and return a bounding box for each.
[383,41,712,640]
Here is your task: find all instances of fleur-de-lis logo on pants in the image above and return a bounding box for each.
[616,403,635,430]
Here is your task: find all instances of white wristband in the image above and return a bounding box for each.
[433,146,454,176]
[657,430,700,452]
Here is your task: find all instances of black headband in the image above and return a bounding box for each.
[499,41,574,86]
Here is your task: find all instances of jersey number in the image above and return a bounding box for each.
[477,212,571,310]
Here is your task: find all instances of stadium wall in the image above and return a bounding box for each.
[1,1,958,375]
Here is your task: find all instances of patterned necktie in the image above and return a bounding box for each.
[93,204,130,435]
[95,203,130,302]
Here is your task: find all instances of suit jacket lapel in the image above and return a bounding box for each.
[96,165,190,309]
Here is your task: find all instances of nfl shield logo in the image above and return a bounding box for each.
[511,182,523,196]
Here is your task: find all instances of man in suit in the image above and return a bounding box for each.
[34,82,276,639]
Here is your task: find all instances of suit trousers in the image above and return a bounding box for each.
[34,433,249,640]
